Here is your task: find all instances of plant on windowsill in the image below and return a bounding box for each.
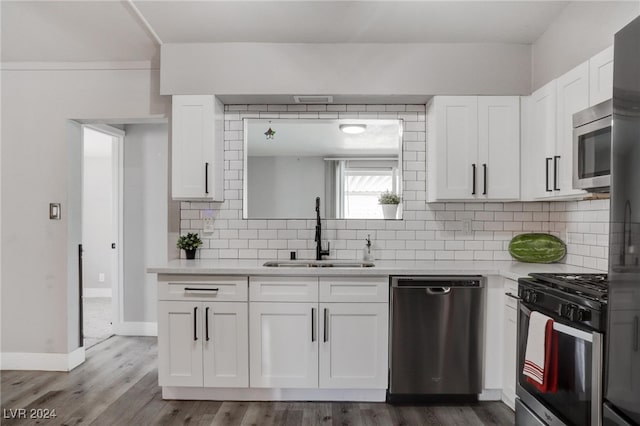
[177,233,203,260]
[378,191,401,219]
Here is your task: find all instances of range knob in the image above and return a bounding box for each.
[577,309,591,321]
[562,304,579,321]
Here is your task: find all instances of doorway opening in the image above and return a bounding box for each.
[81,125,123,349]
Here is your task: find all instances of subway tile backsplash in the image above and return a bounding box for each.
[178,104,609,271]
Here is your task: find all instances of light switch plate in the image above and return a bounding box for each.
[462,219,472,235]
[49,203,61,220]
[202,209,215,234]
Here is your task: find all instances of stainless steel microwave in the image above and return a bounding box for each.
[573,99,612,192]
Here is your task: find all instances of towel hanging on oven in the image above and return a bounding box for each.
[523,311,559,393]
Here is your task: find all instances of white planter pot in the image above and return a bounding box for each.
[381,204,398,220]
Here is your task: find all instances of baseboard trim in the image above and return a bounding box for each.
[479,389,502,401]
[115,321,157,336]
[1,346,85,371]
[162,387,386,402]
[83,288,112,298]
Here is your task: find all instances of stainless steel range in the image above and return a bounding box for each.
[515,273,608,426]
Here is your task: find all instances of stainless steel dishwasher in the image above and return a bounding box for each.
[388,275,485,401]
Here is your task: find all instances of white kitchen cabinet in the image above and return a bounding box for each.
[203,302,249,388]
[248,276,389,390]
[555,61,589,198]
[158,301,203,387]
[171,95,224,200]
[523,80,558,199]
[427,96,520,201]
[249,302,319,388]
[502,278,519,410]
[158,300,249,388]
[589,46,614,106]
[319,303,388,389]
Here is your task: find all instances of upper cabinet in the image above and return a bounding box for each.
[427,96,520,202]
[589,46,614,106]
[522,47,612,201]
[171,95,224,201]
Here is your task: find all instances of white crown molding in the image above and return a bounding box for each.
[0,61,158,71]
[1,346,85,371]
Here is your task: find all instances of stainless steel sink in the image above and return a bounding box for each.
[263,260,375,268]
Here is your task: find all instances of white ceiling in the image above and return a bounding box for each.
[134,1,569,44]
[247,119,402,157]
[1,1,572,63]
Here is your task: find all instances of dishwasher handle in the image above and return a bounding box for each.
[426,287,451,295]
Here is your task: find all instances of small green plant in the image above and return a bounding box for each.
[378,191,401,205]
[176,233,203,250]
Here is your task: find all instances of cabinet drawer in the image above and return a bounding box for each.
[158,275,248,301]
[504,278,519,309]
[250,276,318,302]
[319,276,389,303]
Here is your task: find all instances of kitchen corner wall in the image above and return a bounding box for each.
[178,104,609,271]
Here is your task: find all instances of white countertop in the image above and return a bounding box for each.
[148,259,604,281]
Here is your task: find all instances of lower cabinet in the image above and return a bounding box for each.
[248,276,389,390]
[158,300,248,388]
[502,278,518,409]
[249,302,319,388]
[319,303,388,389]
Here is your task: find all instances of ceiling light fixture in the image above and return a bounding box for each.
[264,121,276,140]
[339,124,367,135]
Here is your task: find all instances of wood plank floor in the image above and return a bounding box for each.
[1,337,514,425]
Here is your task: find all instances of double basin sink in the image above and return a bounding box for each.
[263,260,375,268]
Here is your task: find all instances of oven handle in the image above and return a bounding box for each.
[519,303,594,342]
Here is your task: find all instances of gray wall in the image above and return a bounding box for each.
[161,42,532,96]
[82,151,114,291]
[532,1,640,90]
[1,67,168,355]
[123,123,168,323]
[247,156,325,219]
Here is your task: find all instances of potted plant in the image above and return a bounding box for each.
[177,233,203,259]
[378,191,401,219]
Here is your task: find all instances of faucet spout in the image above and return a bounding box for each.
[314,197,330,260]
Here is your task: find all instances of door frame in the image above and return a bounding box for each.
[82,123,125,333]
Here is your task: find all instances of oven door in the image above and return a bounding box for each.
[573,115,612,191]
[517,303,603,426]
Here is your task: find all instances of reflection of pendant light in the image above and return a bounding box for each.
[339,124,367,134]
[264,121,276,140]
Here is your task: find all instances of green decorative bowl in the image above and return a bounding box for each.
[508,233,567,263]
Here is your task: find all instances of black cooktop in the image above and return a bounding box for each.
[528,273,608,300]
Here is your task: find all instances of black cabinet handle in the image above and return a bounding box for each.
[323,308,329,342]
[193,306,198,341]
[482,164,487,195]
[184,287,219,292]
[553,156,560,191]
[545,158,552,192]
[311,308,316,342]
[205,307,210,342]
[471,164,476,195]
[205,162,209,194]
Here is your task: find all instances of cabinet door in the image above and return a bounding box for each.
[249,302,318,388]
[502,304,517,410]
[158,301,203,387]
[556,62,589,198]
[171,95,223,200]
[478,96,520,200]
[202,302,249,388]
[428,97,478,201]
[319,303,388,389]
[589,46,614,106]
[529,81,558,199]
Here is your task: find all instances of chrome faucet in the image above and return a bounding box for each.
[315,197,330,260]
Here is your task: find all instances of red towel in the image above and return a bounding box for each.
[523,313,558,393]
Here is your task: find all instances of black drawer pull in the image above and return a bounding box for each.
[545,157,552,192]
[482,163,487,195]
[184,287,219,292]
[553,156,560,191]
[472,164,477,195]
[205,162,209,194]
[205,307,210,342]
[193,306,198,341]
